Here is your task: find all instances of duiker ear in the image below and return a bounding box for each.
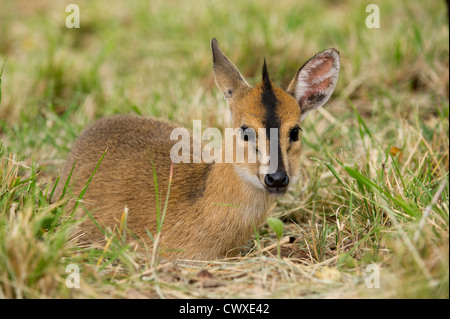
[287,48,340,121]
[211,38,250,99]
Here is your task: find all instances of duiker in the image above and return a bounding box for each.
[56,39,340,260]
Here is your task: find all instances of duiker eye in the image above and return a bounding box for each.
[240,125,253,142]
[289,127,301,142]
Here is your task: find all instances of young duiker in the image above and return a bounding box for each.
[56,39,340,260]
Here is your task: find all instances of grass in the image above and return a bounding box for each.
[0,0,448,298]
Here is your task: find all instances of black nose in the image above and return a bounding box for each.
[264,171,290,188]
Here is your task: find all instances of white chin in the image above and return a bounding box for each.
[233,166,265,190]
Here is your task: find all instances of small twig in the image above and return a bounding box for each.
[309,221,319,261]
[262,236,290,254]
[414,179,448,242]
[246,236,290,258]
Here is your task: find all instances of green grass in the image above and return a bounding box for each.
[0,0,448,298]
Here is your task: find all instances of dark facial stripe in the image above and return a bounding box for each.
[261,60,285,173]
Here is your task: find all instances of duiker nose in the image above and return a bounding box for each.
[264,171,290,188]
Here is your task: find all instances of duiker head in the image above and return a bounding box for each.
[211,38,340,195]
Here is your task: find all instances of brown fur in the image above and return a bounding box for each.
[55,39,339,260]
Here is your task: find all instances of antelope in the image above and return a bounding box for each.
[56,39,340,260]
